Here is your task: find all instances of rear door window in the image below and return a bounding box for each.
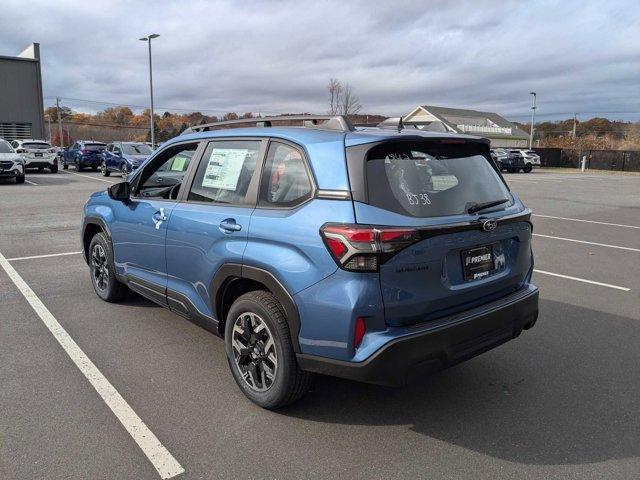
[363,141,512,218]
[188,140,260,204]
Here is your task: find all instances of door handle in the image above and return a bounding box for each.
[219,218,242,233]
[152,208,167,229]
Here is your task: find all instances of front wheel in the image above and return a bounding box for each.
[88,232,128,302]
[15,174,25,184]
[523,163,533,173]
[225,291,312,409]
[120,164,128,178]
[101,162,110,176]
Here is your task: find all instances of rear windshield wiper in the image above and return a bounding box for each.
[467,198,510,214]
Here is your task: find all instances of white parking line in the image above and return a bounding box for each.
[534,269,630,292]
[533,214,640,230]
[0,250,185,479]
[533,233,640,252]
[7,251,82,262]
[25,179,39,186]
[62,170,116,184]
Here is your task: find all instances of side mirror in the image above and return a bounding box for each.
[108,181,131,202]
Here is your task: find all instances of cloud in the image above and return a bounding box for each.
[1,0,639,120]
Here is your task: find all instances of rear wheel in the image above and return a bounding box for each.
[225,291,311,409]
[62,161,68,170]
[75,158,83,171]
[523,163,533,173]
[101,162,110,176]
[88,232,128,302]
[50,163,58,173]
[507,167,516,173]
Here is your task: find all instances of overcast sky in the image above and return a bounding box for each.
[2,0,639,121]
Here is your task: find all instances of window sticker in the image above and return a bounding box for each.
[201,148,248,190]
[170,155,187,171]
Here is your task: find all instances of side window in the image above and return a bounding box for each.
[259,142,312,207]
[107,144,113,152]
[187,140,260,204]
[113,145,121,155]
[136,143,198,199]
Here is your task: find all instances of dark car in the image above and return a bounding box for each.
[499,150,525,173]
[101,142,153,177]
[63,141,107,171]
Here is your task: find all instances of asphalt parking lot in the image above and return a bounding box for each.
[1,168,639,479]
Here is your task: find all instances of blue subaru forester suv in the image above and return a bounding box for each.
[82,115,538,409]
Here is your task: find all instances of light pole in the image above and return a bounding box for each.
[139,34,160,149]
[529,92,537,149]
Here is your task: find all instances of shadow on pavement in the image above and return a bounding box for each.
[284,298,640,466]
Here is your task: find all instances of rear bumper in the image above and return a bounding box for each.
[25,158,56,167]
[78,157,102,165]
[297,284,538,386]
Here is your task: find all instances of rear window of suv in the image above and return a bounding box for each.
[364,141,512,218]
[84,143,106,151]
[23,142,50,149]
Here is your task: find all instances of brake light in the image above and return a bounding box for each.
[354,317,366,349]
[320,224,420,272]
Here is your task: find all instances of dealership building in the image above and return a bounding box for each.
[0,43,45,141]
[404,105,529,148]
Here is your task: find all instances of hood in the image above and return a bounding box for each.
[0,153,22,162]
[124,154,150,163]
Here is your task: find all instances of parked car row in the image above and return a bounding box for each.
[491,148,541,173]
[60,140,153,177]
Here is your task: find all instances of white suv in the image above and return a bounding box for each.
[11,139,58,173]
[0,138,25,184]
[515,149,541,172]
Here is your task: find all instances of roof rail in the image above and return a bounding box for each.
[182,115,354,135]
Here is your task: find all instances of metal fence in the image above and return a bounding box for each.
[534,148,640,172]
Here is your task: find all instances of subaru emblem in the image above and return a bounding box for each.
[482,219,498,232]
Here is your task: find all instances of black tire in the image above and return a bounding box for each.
[507,167,516,173]
[225,291,312,409]
[50,163,58,173]
[101,162,110,176]
[523,163,533,173]
[15,174,25,184]
[63,162,68,170]
[88,232,128,302]
[120,164,128,178]
[75,158,83,171]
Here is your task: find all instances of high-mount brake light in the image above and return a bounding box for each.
[320,224,421,272]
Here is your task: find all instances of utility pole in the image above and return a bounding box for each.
[572,113,577,138]
[56,97,64,148]
[47,115,52,142]
[140,34,160,149]
[529,92,537,149]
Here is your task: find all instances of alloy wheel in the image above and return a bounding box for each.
[91,243,109,292]
[231,312,278,392]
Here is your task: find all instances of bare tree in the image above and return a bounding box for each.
[327,78,342,115]
[339,83,362,116]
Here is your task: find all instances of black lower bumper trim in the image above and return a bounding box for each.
[297,285,539,386]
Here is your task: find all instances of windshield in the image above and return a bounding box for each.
[23,142,50,150]
[364,141,512,218]
[122,143,152,155]
[0,140,14,153]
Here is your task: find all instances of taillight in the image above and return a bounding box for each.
[320,223,420,272]
[354,317,366,349]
